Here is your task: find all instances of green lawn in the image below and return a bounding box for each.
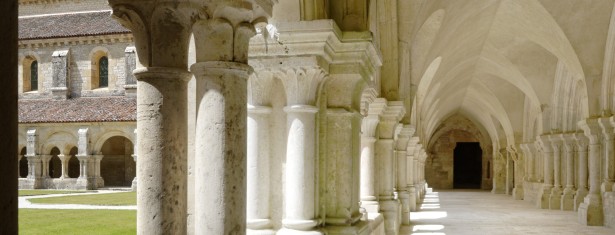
[19,209,136,235]
[18,190,87,196]
[28,191,136,206]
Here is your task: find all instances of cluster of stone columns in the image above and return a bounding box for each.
[357,97,430,234]
[530,133,589,212]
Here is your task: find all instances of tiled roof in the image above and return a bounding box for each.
[19,97,136,123]
[19,11,130,40]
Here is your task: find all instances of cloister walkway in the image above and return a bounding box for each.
[402,190,614,235]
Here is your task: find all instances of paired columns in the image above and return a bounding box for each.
[360,98,387,214]
[578,119,604,226]
[109,1,273,234]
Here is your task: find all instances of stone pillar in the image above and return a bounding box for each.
[376,101,405,235]
[76,155,92,189]
[41,155,52,179]
[492,148,507,194]
[574,134,589,211]
[93,155,104,188]
[131,128,137,191]
[600,117,615,192]
[578,119,603,226]
[246,68,275,233]
[189,2,272,234]
[413,144,422,201]
[537,136,553,209]
[510,146,524,200]
[110,2,195,234]
[360,99,386,214]
[406,137,419,212]
[549,136,562,210]
[246,105,273,234]
[0,0,17,232]
[58,154,69,178]
[505,148,514,195]
[396,126,415,225]
[561,134,576,211]
[322,108,364,230]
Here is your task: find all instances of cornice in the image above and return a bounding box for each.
[18,33,133,49]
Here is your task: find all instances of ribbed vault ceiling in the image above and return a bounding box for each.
[405,0,613,148]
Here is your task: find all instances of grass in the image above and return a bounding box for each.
[19,209,136,235]
[28,191,137,206]
[18,190,87,196]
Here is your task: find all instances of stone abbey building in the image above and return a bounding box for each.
[2,0,615,234]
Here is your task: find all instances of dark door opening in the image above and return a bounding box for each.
[454,142,482,189]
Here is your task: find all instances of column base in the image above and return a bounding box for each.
[549,187,562,210]
[398,191,410,225]
[560,188,575,211]
[247,229,276,235]
[578,194,603,226]
[280,219,321,234]
[322,220,371,235]
[379,199,401,235]
[574,188,588,211]
[512,187,524,200]
[361,200,380,214]
[537,186,552,209]
[408,186,417,212]
[601,181,614,192]
[277,228,323,235]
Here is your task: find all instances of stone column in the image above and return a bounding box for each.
[505,148,514,195]
[322,108,364,229]
[93,155,104,188]
[406,137,420,212]
[413,144,422,201]
[578,119,603,226]
[246,98,273,234]
[110,3,194,234]
[360,98,386,214]
[190,2,272,234]
[601,117,615,191]
[58,154,69,178]
[131,128,137,191]
[549,136,562,210]
[76,155,92,189]
[537,136,553,209]
[41,155,52,178]
[396,126,415,225]
[561,134,576,211]
[510,146,524,200]
[376,101,405,235]
[574,134,589,211]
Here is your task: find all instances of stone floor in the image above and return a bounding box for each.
[401,190,615,235]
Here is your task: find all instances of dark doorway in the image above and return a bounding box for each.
[453,142,482,189]
[100,136,135,187]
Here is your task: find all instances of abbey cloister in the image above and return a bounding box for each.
[3,0,615,235]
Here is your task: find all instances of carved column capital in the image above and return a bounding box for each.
[578,118,602,144]
[378,101,405,139]
[110,1,195,68]
[560,133,577,152]
[248,68,275,106]
[273,66,327,106]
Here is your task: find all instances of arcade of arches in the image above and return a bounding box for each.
[17,125,136,191]
[4,0,615,234]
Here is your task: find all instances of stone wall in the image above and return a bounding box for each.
[426,114,493,190]
[18,41,133,99]
[19,0,110,16]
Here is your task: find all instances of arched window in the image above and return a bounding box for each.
[30,60,38,91]
[99,56,108,88]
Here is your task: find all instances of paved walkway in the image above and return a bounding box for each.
[19,190,136,210]
[401,190,614,235]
